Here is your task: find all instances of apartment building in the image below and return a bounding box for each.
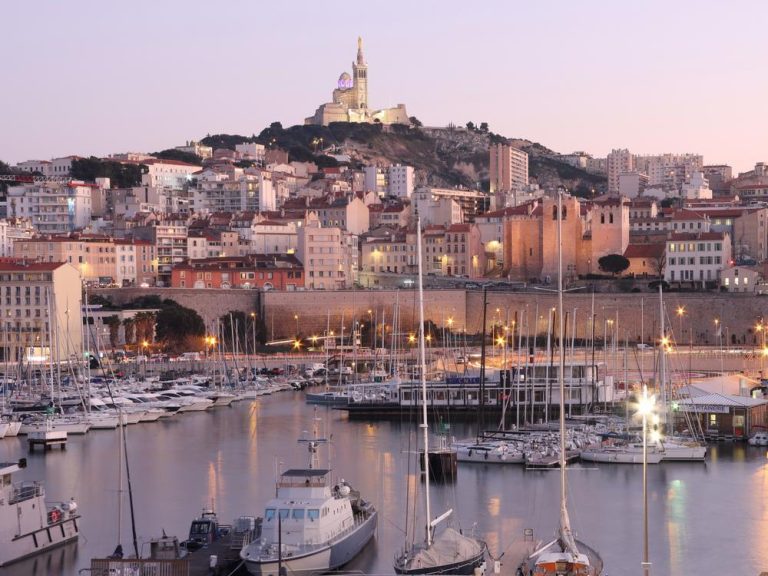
[0,261,82,363]
[7,181,94,233]
[297,213,354,289]
[170,255,303,290]
[607,149,634,194]
[489,144,529,193]
[664,231,731,285]
[132,222,188,286]
[0,219,35,257]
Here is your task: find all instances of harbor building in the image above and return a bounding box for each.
[0,260,82,363]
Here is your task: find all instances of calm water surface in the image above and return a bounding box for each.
[0,392,766,576]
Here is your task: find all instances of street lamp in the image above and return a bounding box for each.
[676,306,685,346]
[294,314,299,336]
[636,384,657,576]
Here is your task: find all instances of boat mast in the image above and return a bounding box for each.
[416,215,432,548]
[658,284,667,432]
[557,188,579,557]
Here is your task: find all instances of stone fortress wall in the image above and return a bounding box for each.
[98,288,768,347]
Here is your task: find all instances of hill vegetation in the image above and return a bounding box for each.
[202,121,607,193]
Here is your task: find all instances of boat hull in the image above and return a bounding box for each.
[242,510,377,576]
[580,448,664,464]
[394,547,485,575]
[0,515,80,567]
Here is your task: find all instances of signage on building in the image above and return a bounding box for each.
[678,403,729,414]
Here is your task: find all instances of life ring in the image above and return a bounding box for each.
[49,508,62,523]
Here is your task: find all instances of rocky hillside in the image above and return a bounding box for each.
[201,122,607,195]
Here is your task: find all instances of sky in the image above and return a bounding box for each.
[2,0,767,173]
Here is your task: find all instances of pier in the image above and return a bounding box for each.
[27,430,67,451]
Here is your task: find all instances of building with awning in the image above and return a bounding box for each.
[675,392,768,439]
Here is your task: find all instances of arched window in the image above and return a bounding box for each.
[562,206,567,220]
[600,213,605,224]
[609,213,614,224]
[552,206,558,220]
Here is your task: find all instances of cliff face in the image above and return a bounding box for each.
[204,122,607,194]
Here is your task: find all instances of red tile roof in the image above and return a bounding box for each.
[624,244,665,259]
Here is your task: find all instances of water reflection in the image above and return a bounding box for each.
[0,396,767,575]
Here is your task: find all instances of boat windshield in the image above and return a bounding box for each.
[265,508,275,521]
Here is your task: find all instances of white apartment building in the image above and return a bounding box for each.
[607,149,634,193]
[681,171,713,200]
[15,160,52,175]
[297,213,353,289]
[388,165,414,198]
[489,144,529,193]
[411,189,463,226]
[175,141,213,159]
[251,221,298,254]
[141,159,201,189]
[0,219,34,257]
[664,231,731,285]
[15,156,78,177]
[235,143,266,162]
[618,172,648,198]
[7,182,93,233]
[636,153,703,188]
[364,166,388,196]
[0,261,82,363]
[191,171,274,213]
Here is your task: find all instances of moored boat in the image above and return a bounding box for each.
[239,431,377,576]
[0,458,80,566]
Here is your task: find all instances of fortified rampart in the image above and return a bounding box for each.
[94,288,768,346]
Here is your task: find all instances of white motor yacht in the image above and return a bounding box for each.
[0,459,80,566]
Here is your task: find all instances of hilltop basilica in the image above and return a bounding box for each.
[305,38,410,126]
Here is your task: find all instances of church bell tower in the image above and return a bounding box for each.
[352,36,368,110]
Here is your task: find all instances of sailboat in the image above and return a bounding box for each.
[393,215,486,575]
[580,285,706,464]
[518,189,603,576]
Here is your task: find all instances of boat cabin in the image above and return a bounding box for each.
[262,468,357,548]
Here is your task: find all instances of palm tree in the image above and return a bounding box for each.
[122,318,135,346]
[104,315,121,350]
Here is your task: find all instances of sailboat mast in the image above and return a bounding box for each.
[658,285,667,431]
[416,215,432,548]
[557,190,567,507]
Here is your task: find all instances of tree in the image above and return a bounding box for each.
[598,254,630,276]
[104,315,121,350]
[133,311,156,345]
[651,252,666,278]
[466,121,476,131]
[479,122,489,133]
[409,116,423,127]
[122,318,135,346]
[155,303,204,352]
[71,156,145,188]
[151,149,202,165]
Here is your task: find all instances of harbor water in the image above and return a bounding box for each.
[0,391,766,576]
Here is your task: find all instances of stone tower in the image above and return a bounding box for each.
[352,36,368,110]
[590,196,630,273]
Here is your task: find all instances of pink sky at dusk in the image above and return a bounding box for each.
[2,0,766,173]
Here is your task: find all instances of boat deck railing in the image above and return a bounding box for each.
[9,481,43,504]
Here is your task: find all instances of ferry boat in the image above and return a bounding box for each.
[240,435,377,576]
[0,458,80,566]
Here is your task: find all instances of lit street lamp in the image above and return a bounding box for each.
[676,306,685,346]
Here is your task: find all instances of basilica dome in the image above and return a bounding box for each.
[337,72,353,90]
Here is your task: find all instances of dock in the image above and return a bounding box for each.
[493,531,540,576]
[28,430,67,451]
[525,450,579,469]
